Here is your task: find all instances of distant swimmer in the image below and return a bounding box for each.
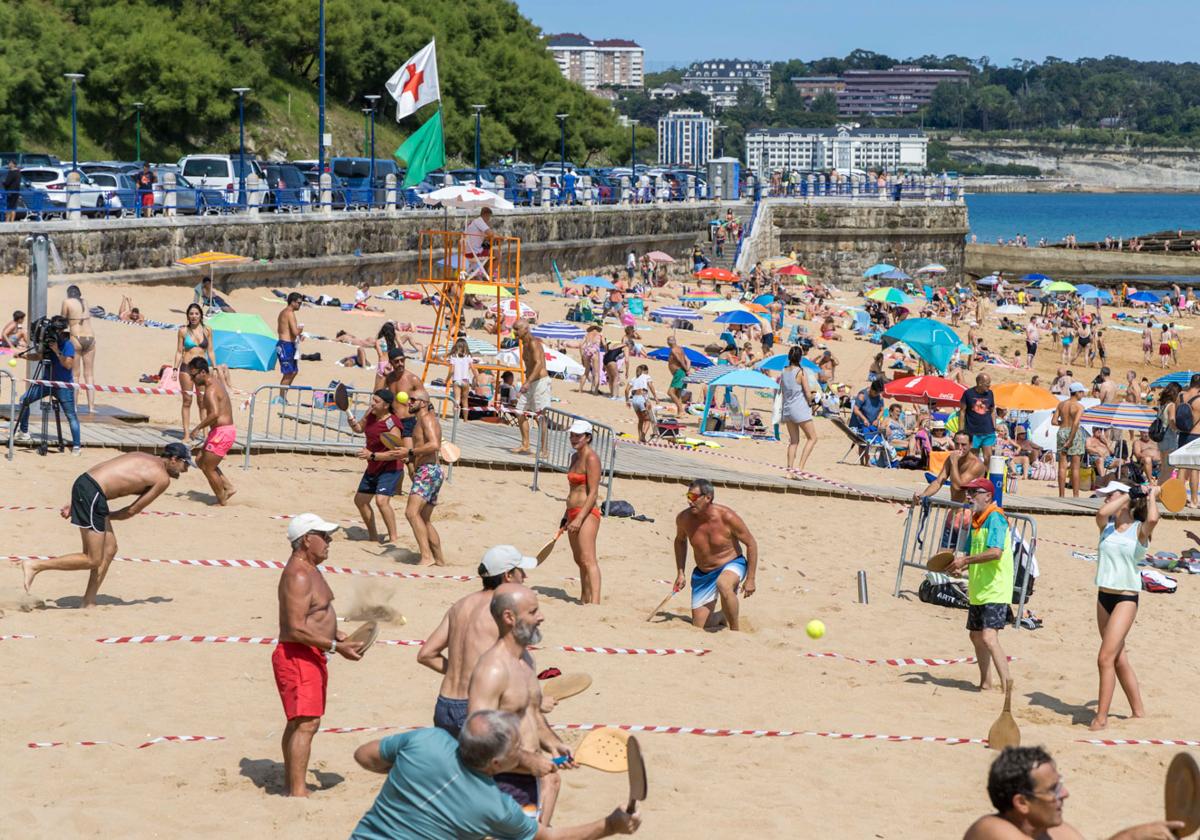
[673,478,758,631]
[16,446,192,607]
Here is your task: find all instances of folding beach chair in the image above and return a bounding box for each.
[831,416,894,467]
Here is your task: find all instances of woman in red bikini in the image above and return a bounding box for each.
[564,418,602,604]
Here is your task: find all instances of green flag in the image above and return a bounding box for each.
[395,109,445,189]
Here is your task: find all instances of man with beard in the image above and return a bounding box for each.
[468,584,573,825]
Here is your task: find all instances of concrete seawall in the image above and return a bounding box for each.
[965,243,1200,280]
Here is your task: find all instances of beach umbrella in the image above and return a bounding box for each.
[708,369,779,390]
[752,294,775,306]
[1150,371,1199,388]
[991,382,1058,411]
[421,185,514,210]
[1074,284,1099,295]
[976,276,999,286]
[713,310,762,326]
[755,354,820,373]
[881,318,964,374]
[1129,291,1161,303]
[1080,402,1156,431]
[207,312,277,371]
[884,375,965,406]
[1021,273,1051,282]
[915,263,947,275]
[760,256,796,271]
[694,267,738,283]
[1044,281,1077,293]
[531,321,585,341]
[647,346,713,368]
[649,306,701,322]
[996,304,1025,315]
[464,337,498,356]
[542,347,584,378]
[744,302,770,314]
[776,264,810,277]
[487,299,537,319]
[863,263,895,278]
[644,250,675,263]
[1168,436,1200,468]
[701,299,751,313]
[1080,289,1113,304]
[574,275,616,290]
[866,287,912,305]
[879,269,912,282]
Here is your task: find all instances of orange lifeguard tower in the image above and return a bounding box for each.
[417,230,525,414]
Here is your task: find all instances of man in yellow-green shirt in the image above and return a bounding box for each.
[947,478,1014,692]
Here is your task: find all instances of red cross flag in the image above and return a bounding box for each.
[386,40,440,121]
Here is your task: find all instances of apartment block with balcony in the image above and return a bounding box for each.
[789,75,846,102]
[681,59,771,109]
[836,66,968,116]
[657,110,714,167]
[546,33,644,91]
[744,126,928,175]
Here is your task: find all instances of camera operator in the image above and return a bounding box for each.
[12,316,82,454]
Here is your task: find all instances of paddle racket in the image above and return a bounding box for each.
[570,727,630,772]
[626,735,647,815]
[987,680,1020,751]
[344,620,380,657]
[1161,478,1188,514]
[926,549,956,573]
[542,673,592,702]
[333,383,350,412]
[440,441,461,463]
[1165,751,1200,836]
[536,529,564,565]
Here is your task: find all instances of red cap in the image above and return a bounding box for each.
[963,478,996,494]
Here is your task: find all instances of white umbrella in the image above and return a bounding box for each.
[487,299,537,318]
[421,185,515,210]
[1169,436,1200,468]
[499,347,583,378]
[1027,399,1099,452]
[915,263,947,274]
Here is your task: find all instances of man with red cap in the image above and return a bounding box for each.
[947,478,1014,692]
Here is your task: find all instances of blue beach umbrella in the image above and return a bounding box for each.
[1074,284,1099,295]
[879,269,911,282]
[713,310,762,326]
[881,318,964,374]
[647,346,713,368]
[1129,291,1162,303]
[649,306,701,322]
[1021,273,1051,282]
[1151,371,1199,388]
[864,263,896,278]
[752,294,775,306]
[208,312,278,371]
[700,369,781,438]
[755,354,820,373]
[1080,289,1113,303]
[531,321,586,341]
[574,275,616,290]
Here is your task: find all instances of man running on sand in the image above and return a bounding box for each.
[468,584,573,825]
[395,389,445,566]
[512,319,550,456]
[274,513,363,797]
[673,478,758,631]
[382,348,424,485]
[666,336,691,417]
[186,358,236,505]
[418,545,539,737]
[277,292,303,389]
[1052,382,1087,498]
[16,446,191,607]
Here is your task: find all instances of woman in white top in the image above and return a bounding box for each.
[447,338,475,421]
[624,364,659,443]
[780,345,818,472]
[1090,481,1159,731]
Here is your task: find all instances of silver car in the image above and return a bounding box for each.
[20,166,113,215]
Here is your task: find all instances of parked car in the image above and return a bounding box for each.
[299,169,350,210]
[448,168,497,189]
[149,167,229,215]
[177,154,264,204]
[262,163,309,211]
[86,171,138,214]
[330,157,402,207]
[19,166,113,215]
[0,152,59,167]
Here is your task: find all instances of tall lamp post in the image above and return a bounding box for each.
[555,113,568,204]
[232,87,250,208]
[64,73,85,173]
[471,104,486,187]
[629,118,638,201]
[132,101,144,163]
[317,0,327,179]
[365,94,380,204]
[361,108,370,158]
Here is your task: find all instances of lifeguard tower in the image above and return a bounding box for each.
[417,229,525,414]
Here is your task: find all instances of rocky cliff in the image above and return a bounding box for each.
[948,140,1200,190]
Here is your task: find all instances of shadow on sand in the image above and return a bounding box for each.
[238,757,344,797]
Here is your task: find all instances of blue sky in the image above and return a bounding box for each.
[516,0,1198,69]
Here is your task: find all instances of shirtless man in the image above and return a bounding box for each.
[817,349,838,386]
[673,478,758,631]
[186,358,236,505]
[914,431,988,505]
[276,292,303,389]
[16,446,191,607]
[666,335,690,417]
[1124,370,1142,405]
[468,584,572,824]
[512,319,550,457]
[273,513,363,797]
[396,389,445,565]
[383,349,423,483]
[1052,382,1086,498]
[418,545,538,737]
[1096,367,1118,404]
[61,284,97,414]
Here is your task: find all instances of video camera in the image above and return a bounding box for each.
[26,315,68,356]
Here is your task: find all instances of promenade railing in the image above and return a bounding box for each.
[531,408,617,515]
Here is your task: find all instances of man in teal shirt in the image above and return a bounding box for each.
[350,710,642,840]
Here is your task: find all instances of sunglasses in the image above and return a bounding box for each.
[685,491,707,501]
[306,531,333,543]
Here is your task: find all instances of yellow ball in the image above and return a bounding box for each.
[395,391,409,404]
[805,619,825,640]
[7,358,16,367]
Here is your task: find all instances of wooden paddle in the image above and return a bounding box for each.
[439,441,461,463]
[536,529,563,565]
[987,680,1020,751]
[344,620,380,657]
[1161,478,1188,514]
[626,735,647,815]
[542,673,592,701]
[1165,751,1200,837]
[333,383,350,412]
[567,727,630,772]
[926,549,956,573]
[646,588,679,622]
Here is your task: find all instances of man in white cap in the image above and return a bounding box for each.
[1052,382,1087,498]
[418,545,539,738]
[274,513,363,797]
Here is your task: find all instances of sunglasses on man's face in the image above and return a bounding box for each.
[686,491,707,502]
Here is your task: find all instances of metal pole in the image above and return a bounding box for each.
[232,88,250,207]
[317,0,326,180]
[133,101,143,162]
[472,104,485,187]
[630,119,637,189]
[365,94,380,207]
[64,74,84,172]
[857,570,869,604]
[362,109,369,158]
[555,113,568,203]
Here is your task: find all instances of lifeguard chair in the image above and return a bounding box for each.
[417,230,525,416]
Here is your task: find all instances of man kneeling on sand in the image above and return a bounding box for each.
[963,746,1181,839]
[672,478,758,631]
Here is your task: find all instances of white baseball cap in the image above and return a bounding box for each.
[1094,481,1132,495]
[479,545,538,577]
[287,512,341,543]
[1068,382,1086,393]
[568,419,594,435]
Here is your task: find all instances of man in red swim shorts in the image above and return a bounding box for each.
[274,513,363,797]
[186,358,237,506]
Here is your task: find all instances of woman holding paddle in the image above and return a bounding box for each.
[564,419,603,604]
[1089,481,1159,731]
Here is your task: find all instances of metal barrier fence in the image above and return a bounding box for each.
[0,370,15,460]
[893,498,1038,630]
[762,175,964,202]
[242,384,458,479]
[530,408,617,514]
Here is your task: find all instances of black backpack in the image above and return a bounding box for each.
[1176,396,1200,435]
[1149,409,1168,443]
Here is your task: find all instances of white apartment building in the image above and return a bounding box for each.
[744,126,928,175]
[682,59,770,109]
[546,33,644,90]
[657,110,714,167]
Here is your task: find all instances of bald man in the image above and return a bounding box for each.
[960,372,997,463]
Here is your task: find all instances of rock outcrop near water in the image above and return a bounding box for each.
[950,141,1200,190]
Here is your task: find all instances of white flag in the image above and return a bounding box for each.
[386,40,440,121]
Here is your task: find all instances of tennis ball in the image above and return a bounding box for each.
[805,619,826,640]
[7,358,16,367]
[395,391,409,404]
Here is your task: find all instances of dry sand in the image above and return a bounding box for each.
[1,273,1198,838]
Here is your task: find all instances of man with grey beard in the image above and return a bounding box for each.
[468,584,574,826]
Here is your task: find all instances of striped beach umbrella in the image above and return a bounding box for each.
[650,306,701,322]
[1080,403,1157,431]
[1150,371,1199,388]
[531,321,585,341]
[866,287,914,305]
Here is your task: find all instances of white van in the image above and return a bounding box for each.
[177,155,264,201]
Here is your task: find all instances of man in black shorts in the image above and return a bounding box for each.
[15,445,192,607]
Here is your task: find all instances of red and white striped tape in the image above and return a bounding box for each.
[91,635,710,656]
[1078,738,1200,747]
[0,504,210,518]
[25,378,183,396]
[0,634,35,641]
[0,555,471,583]
[28,735,224,750]
[804,652,1017,667]
[550,723,984,744]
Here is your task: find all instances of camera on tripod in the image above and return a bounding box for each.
[26,315,69,357]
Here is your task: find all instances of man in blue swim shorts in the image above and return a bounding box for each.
[959,372,997,463]
[276,292,303,388]
[673,478,758,631]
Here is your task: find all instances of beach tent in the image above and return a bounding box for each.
[881,318,964,374]
[1020,273,1051,282]
[699,368,780,439]
[208,312,277,371]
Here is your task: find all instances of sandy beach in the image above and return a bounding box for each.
[2,271,1198,838]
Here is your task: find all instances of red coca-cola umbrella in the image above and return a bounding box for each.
[883,375,965,406]
[776,264,810,276]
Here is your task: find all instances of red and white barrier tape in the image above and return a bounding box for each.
[25,378,182,396]
[551,723,985,744]
[804,652,1016,667]
[1,634,34,641]
[1079,738,1200,747]
[91,635,709,656]
[0,504,210,518]
[0,555,471,583]
[29,735,224,750]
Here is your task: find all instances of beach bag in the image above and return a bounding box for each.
[1141,569,1177,593]
[918,576,969,610]
[601,500,635,517]
[1148,409,1167,443]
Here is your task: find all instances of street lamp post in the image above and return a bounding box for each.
[365,94,380,205]
[64,74,85,173]
[232,87,250,208]
[361,108,370,158]
[555,113,568,205]
[629,119,638,202]
[317,0,327,179]
[471,104,486,187]
[132,101,144,163]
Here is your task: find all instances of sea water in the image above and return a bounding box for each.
[966,192,1200,245]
